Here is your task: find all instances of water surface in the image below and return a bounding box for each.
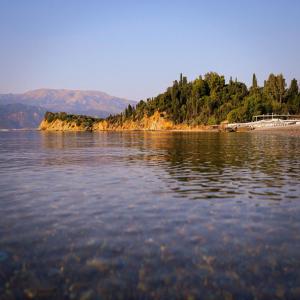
[0,131,300,299]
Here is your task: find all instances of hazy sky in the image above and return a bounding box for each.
[0,0,299,100]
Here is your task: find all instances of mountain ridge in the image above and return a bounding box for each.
[0,88,136,128]
[22,88,128,100]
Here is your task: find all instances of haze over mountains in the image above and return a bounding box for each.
[0,89,136,129]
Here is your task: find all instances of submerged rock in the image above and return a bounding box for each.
[0,251,8,262]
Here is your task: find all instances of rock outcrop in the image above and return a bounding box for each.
[39,119,87,131]
[92,111,174,131]
[39,111,218,132]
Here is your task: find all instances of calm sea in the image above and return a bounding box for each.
[0,131,300,300]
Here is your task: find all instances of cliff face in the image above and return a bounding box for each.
[39,119,87,131]
[39,111,217,132]
[92,111,174,131]
[93,111,218,131]
[39,111,174,131]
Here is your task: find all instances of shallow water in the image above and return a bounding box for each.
[0,131,300,300]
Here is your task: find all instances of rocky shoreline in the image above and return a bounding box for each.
[39,111,221,132]
[39,112,300,133]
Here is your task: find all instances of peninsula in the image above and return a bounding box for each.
[39,72,300,132]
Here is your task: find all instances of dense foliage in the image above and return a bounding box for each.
[110,73,300,125]
[44,111,101,129]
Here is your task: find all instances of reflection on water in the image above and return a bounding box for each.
[0,131,300,299]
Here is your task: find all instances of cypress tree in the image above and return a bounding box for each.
[288,79,298,97]
[252,73,258,89]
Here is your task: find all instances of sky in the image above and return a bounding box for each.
[0,0,299,100]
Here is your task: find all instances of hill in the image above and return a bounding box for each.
[39,72,300,132]
[108,72,300,126]
[0,103,46,129]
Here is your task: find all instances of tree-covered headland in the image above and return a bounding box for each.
[43,73,300,129]
[109,72,300,126]
[44,111,101,130]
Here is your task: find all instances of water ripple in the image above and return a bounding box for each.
[0,131,300,299]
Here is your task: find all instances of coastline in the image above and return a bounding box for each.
[38,112,300,133]
[38,123,300,133]
[253,124,300,136]
[253,123,300,130]
[38,124,300,133]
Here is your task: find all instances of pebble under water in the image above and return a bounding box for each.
[0,130,300,300]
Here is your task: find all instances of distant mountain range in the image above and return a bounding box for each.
[0,89,135,129]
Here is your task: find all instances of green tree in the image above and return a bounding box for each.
[264,73,286,103]
[250,73,259,95]
[287,79,299,98]
[252,73,258,89]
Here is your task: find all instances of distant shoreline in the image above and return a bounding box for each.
[0,128,38,132]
